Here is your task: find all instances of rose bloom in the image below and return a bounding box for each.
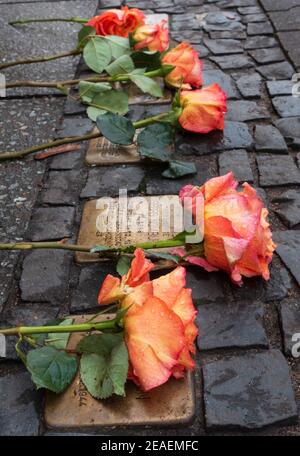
[133,19,169,52]
[98,248,198,391]
[178,84,227,134]
[86,6,145,37]
[179,173,276,286]
[162,42,203,90]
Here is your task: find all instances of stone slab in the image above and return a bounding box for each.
[257,154,300,186]
[247,21,273,35]
[280,300,300,355]
[203,70,240,100]
[275,117,300,144]
[264,265,292,302]
[20,250,72,303]
[269,8,300,32]
[210,55,254,70]
[80,166,144,199]
[85,135,141,166]
[45,314,195,429]
[256,62,295,80]
[266,80,294,97]
[204,39,244,55]
[260,0,300,10]
[176,121,253,155]
[226,101,269,122]
[254,125,287,153]
[75,196,184,263]
[0,371,41,436]
[278,31,300,69]
[28,206,75,241]
[197,302,268,351]
[185,268,225,305]
[203,350,297,430]
[249,48,285,64]
[236,73,262,98]
[272,190,300,227]
[244,36,277,50]
[272,96,300,117]
[218,149,253,182]
[41,170,83,206]
[274,230,300,286]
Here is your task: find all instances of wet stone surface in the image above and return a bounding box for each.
[236,73,262,98]
[257,154,300,187]
[0,371,42,436]
[28,207,75,241]
[272,190,300,227]
[20,250,72,303]
[203,350,298,430]
[274,231,300,286]
[264,264,292,302]
[218,149,253,182]
[80,166,145,198]
[197,301,268,351]
[280,300,300,355]
[226,100,269,122]
[254,125,287,153]
[186,269,225,305]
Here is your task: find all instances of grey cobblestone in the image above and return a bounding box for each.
[28,206,75,241]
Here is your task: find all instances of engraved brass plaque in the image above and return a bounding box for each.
[75,196,183,263]
[45,314,196,429]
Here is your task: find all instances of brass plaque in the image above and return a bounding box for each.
[45,314,196,429]
[75,196,183,263]
[85,132,141,166]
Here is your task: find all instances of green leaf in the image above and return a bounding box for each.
[90,245,111,253]
[87,106,107,122]
[79,334,128,399]
[48,318,73,350]
[83,36,112,73]
[128,74,163,98]
[77,25,96,50]
[173,230,196,242]
[116,255,132,276]
[96,113,135,145]
[104,35,131,59]
[106,55,135,77]
[161,64,175,76]
[146,251,180,263]
[79,81,112,103]
[162,160,197,179]
[137,123,174,162]
[27,346,77,393]
[89,89,129,116]
[131,50,161,71]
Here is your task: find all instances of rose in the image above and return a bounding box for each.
[178,83,227,134]
[179,173,276,285]
[162,42,203,90]
[86,6,145,37]
[98,248,198,391]
[133,19,169,52]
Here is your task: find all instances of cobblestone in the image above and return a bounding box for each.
[218,149,253,182]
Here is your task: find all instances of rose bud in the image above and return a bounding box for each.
[179,173,276,286]
[133,19,169,52]
[178,83,227,134]
[162,42,203,89]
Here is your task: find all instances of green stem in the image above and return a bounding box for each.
[0,238,184,253]
[0,112,171,161]
[0,49,80,71]
[0,319,118,337]
[5,68,166,91]
[9,17,88,26]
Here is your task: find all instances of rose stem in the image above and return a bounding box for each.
[0,112,170,161]
[0,49,81,71]
[9,17,88,25]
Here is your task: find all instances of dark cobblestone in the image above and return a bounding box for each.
[197,301,268,351]
[226,100,269,122]
[0,371,42,436]
[81,166,145,199]
[266,80,294,97]
[264,264,292,302]
[210,54,254,70]
[272,190,300,227]
[218,149,253,182]
[203,350,298,430]
[274,230,300,286]
[275,117,300,146]
[203,70,240,99]
[236,72,262,98]
[186,268,225,305]
[28,207,75,241]
[41,170,83,206]
[56,118,94,139]
[280,300,300,355]
[257,154,300,186]
[256,62,295,80]
[249,48,285,64]
[254,125,287,153]
[247,21,273,35]
[204,38,244,55]
[244,36,277,50]
[20,250,72,303]
[272,97,300,118]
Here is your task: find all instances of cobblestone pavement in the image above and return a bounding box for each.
[1,0,300,436]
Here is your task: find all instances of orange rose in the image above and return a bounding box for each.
[178,84,227,134]
[98,248,198,391]
[162,42,203,90]
[133,19,169,52]
[86,6,144,37]
[179,173,276,286]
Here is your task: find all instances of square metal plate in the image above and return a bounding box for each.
[75,196,183,263]
[45,314,196,429]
